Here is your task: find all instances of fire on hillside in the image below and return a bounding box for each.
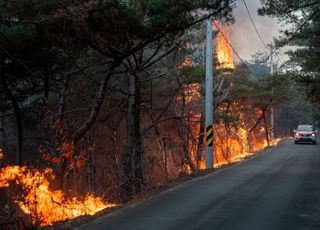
[0,21,279,228]
[0,162,116,226]
[180,21,280,170]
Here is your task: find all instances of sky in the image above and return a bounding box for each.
[229,0,284,62]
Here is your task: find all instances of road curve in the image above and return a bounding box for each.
[76,140,320,230]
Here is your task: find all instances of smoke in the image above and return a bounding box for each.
[229,0,282,62]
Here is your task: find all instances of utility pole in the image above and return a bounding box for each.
[270,46,275,139]
[205,10,214,169]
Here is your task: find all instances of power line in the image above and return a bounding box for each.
[213,21,252,73]
[242,0,268,49]
[213,21,286,76]
[241,0,290,72]
[265,9,320,61]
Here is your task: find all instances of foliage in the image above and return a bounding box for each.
[0,0,236,203]
[259,0,320,107]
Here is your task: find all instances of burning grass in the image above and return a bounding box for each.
[195,124,282,170]
[0,165,116,227]
[0,21,282,228]
[176,21,283,172]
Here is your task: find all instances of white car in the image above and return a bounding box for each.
[294,125,317,144]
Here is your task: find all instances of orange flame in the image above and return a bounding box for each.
[0,165,116,226]
[181,57,192,67]
[196,123,281,170]
[0,148,3,160]
[177,24,280,172]
[214,22,234,69]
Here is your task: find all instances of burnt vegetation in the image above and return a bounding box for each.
[0,0,318,228]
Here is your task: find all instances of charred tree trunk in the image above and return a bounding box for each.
[179,122,196,172]
[178,90,195,173]
[121,71,144,198]
[263,111,270,147]
[196,109,205,169]
[0,75,23,165]
[87,135,96,194]
[0,110,5,148]
[39,75,49,122]
[163,138,168,178]
[109,125,118,166]
[196,81,206,169]
[249,105,269,134]
[58,75,70,122]
[72,63,118,143]
[154,125,169,179]
[247,105,269,151]
[121,75,134,200]
[54,75,71,191]
[133,73,143,194]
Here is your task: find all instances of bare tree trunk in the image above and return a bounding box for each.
[1,75,23,165]
[72,63,118,143]
[0,110,5,148]
[87,135,96,194]
[39,75,49,122]
[249,105,269,134]
[147,108,169,179]
[247,105,269,151]
[109,125,118,165]
[133,73,143,194]
[196,110,205,169]
[263,112,270,147]
[121,72,144,199]
[58,75,70,122]
[163,138,168,178]
[55,75,71,191]
[178,91,195,173]
[155,127,169,179]
[196,86,206,169]
[179,120,196,172]
[121,74,135,200]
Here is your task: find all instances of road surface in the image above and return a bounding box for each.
[77,140,320,230]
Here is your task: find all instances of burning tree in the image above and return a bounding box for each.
[176,21,292,169]
[0,0,237,228]
[0,1,296,228]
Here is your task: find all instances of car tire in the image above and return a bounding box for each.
[313,141,317,145]
[294,141,299,144]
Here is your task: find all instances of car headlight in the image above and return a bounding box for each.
[312,133,315,137]
[295,133,300,137]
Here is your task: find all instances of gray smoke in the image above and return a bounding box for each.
[229,0,282,62]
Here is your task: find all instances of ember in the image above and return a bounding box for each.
[0,165,116,226]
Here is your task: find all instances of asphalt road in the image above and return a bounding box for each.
[76,140,320,230]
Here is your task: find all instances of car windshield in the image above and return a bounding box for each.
[297,125,313,131]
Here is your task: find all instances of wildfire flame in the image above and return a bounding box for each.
[0,148,3,160]
[0,165,116,226]
[214,22,234,69]
[177,23,281,172]
[181,57,192,67]
[196,124,281,170]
